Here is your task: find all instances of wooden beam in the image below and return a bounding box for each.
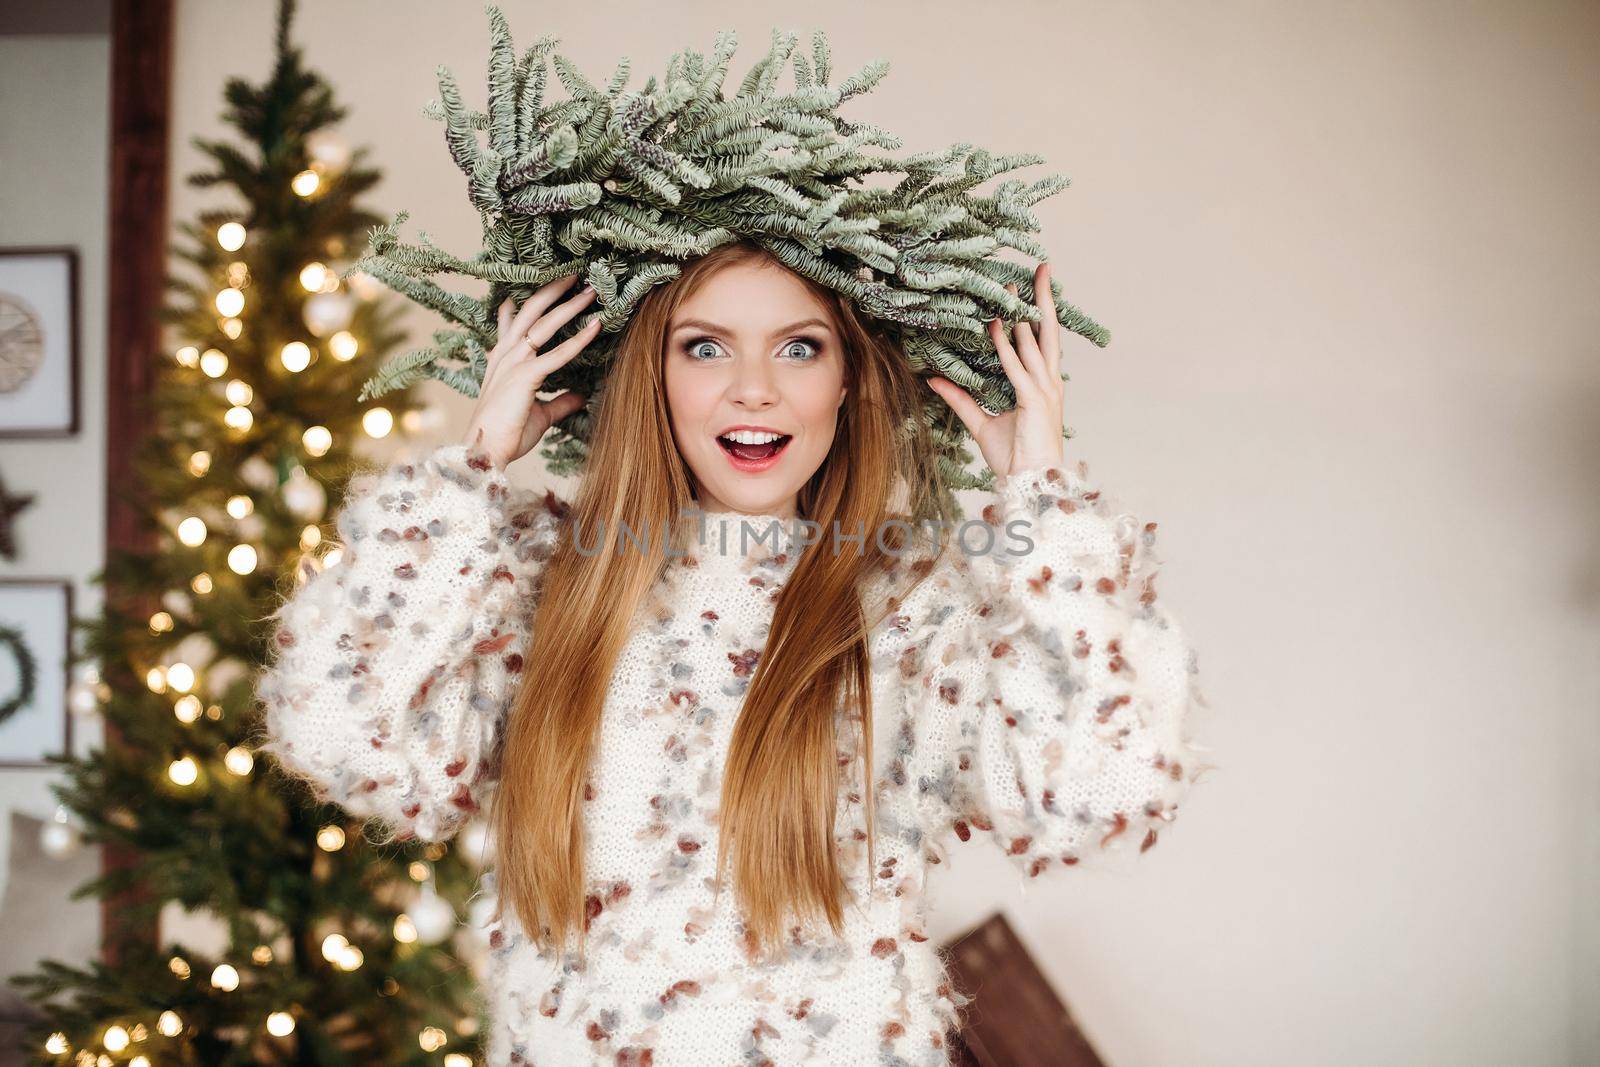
[102,0,172,965]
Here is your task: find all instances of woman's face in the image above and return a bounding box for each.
[664,258,848,519]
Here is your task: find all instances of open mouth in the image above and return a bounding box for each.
[716,431,793,467]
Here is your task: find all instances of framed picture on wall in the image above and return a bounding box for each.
[0,247,80,438]
[0,579,74,768]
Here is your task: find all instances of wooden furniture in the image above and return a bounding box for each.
[943,912,1108,1067]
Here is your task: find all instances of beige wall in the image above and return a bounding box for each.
[0,32,109,989]
[162,1,1600,1064]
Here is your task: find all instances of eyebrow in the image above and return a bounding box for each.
[670,317,834,339]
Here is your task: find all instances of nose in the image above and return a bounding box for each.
[727,352,779,409]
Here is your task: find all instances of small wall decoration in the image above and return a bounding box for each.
[0,247,80,438]
[0,580,73,767]
[0,468,37,561]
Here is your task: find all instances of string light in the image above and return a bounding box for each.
[174,695,203,723]
[211,964,240,992]
[43,1033,68,1055]
[302,425,332,457]
[215,287,245,317]
[292,169,320,196]
[149,611,173,633]
[299,262,328,291]
[224,406,254,432]
[280,341,312,373]
[146,667,167,693]
[191,572,214,595]
[188,451,212,477]
[252,945,273,964]
[393,914,418,943]
[224,379,253,406]
[316,824,345,851]
[226,261,250,287]
[228,544,258,575]
[166,662,195,692]
[321,933,365,971]
[330,330,358,360]
[199,349,229,378]
[217,222,246,251]
[323,546,344,568]
[226,495,254,519]
[167,756,198,786]
[175,346,199,367]
[266,1012,296,1037]
[222,317,243,339]
[225,747,254,775]
[103,1025,129,1053]
[419,1026,448,1053]
[300,525,321,550]
[167,960,190,982]
[444,1054,474,1067]
[177,516,207,546]
[362,407,394,439]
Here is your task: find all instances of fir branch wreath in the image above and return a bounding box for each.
[0,623,37,727]
[355,5,1110,505]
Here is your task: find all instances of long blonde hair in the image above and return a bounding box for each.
[490,239,953,963]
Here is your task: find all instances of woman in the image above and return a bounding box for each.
[255,237,1207,1065]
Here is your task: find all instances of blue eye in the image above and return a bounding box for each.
[783,337,821,361]
[687,338,723,360]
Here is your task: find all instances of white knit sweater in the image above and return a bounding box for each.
[255,442,1208,1066]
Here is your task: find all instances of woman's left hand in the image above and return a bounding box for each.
[926,261,1066,480]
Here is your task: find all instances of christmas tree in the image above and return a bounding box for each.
[9,3,495,1063]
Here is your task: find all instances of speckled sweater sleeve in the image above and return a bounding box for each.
[904,461,1209,878]
[254,443,565,845]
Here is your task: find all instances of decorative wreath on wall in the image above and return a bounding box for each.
[0,622,37,726]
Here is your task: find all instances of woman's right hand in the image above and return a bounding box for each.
[463,272,602,470]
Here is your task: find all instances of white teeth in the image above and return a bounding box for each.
[719,430,785,445]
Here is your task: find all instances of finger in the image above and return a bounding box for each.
[517,390,587,457]
[525,315,602,380]
[925,376,992,439]
[1005,282,1046,386]
[522,285,598,353]
[1033,262,1061,382]
[989,316,1034,403]
[484,297,521,386]
[540,389,587,423]
[507,270,586,345]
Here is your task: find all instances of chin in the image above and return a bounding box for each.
[700,484,790,514]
